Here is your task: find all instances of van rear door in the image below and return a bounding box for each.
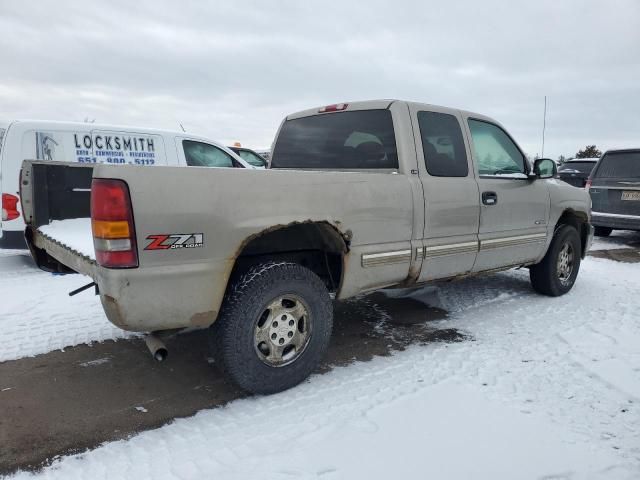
[90,130,167,166]
[590,150,640,218]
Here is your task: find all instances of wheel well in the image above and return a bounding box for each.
[556,210,589,257]
[232,222,348,292]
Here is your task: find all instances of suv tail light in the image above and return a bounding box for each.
[2,193,20,221]
[91,179,138,268]
[585,179,592,191]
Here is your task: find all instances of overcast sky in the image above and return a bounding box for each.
[1,0,638,158]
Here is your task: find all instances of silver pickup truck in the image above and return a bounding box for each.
[22,100,593,394]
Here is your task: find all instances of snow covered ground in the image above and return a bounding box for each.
[0,248,133,363]
[2,239,640,479]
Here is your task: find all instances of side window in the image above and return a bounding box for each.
[183,140,234,167]
[237,149,266,167]
[417,111,468,177]
[468,119,525,176]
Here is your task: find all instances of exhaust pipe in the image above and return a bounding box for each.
[144,334,168,362]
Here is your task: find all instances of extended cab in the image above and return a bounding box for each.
[22,100,594,394]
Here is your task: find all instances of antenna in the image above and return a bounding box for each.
[179,122,186,132]
[541,96,547,158]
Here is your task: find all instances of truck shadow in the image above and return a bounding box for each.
[0,291,465,476]
[324,291,464,369]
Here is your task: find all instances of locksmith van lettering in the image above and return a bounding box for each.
[0,120,254,248]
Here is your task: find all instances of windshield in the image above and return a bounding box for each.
[271,110,398,169]
[559,161,595,174]
[594,152,640,179]
[237,149,266,167]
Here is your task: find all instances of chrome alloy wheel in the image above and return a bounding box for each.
[254,294,312,367]
[556,242,574,285]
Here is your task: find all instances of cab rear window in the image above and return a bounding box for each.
[271,110,398,169]
[594,152,640,178]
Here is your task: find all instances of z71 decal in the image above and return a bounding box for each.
[145,233,204,250]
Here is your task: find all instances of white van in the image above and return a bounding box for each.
[0,120,253,248]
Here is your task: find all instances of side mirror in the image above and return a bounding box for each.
[533,158,557,179]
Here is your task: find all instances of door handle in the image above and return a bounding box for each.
[482,191,498,205]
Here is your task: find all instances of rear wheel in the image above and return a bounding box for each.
[530,225,581,296]
[210,262,333,394]
[594,226,612,237]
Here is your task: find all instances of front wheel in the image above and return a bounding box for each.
[530,225,582,296]
[210,262,333,395]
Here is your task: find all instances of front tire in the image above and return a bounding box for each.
[211,262,333,395]
[594,226,612,237]
[530,225,581,296]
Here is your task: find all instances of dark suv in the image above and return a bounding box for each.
[558,158,598,188]
[588,149,640,236]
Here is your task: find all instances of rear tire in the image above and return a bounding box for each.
[530,225,581,296]
[594,226,612,237]
[210,261,333,395]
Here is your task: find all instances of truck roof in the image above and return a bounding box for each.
[285,99,493,123]
[602,148,640,155]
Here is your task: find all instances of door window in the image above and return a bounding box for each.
[236,149,266,167]
[183,140,235,167]
[468,119,525,176]
[418,111,468,177]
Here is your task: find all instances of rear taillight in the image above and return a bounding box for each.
[91,179,138,268]
[318,103,348,113]
[585,179,592,191]
[2,193,20,221]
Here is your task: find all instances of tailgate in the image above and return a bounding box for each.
[21,160,97,276]
[30,224,97,278]
[590,181,640,216]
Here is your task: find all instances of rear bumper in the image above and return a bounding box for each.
[592,211,640,231]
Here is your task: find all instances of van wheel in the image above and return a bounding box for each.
[530,225,581,296]
[594,227,612,237]
[210,262,333,395]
